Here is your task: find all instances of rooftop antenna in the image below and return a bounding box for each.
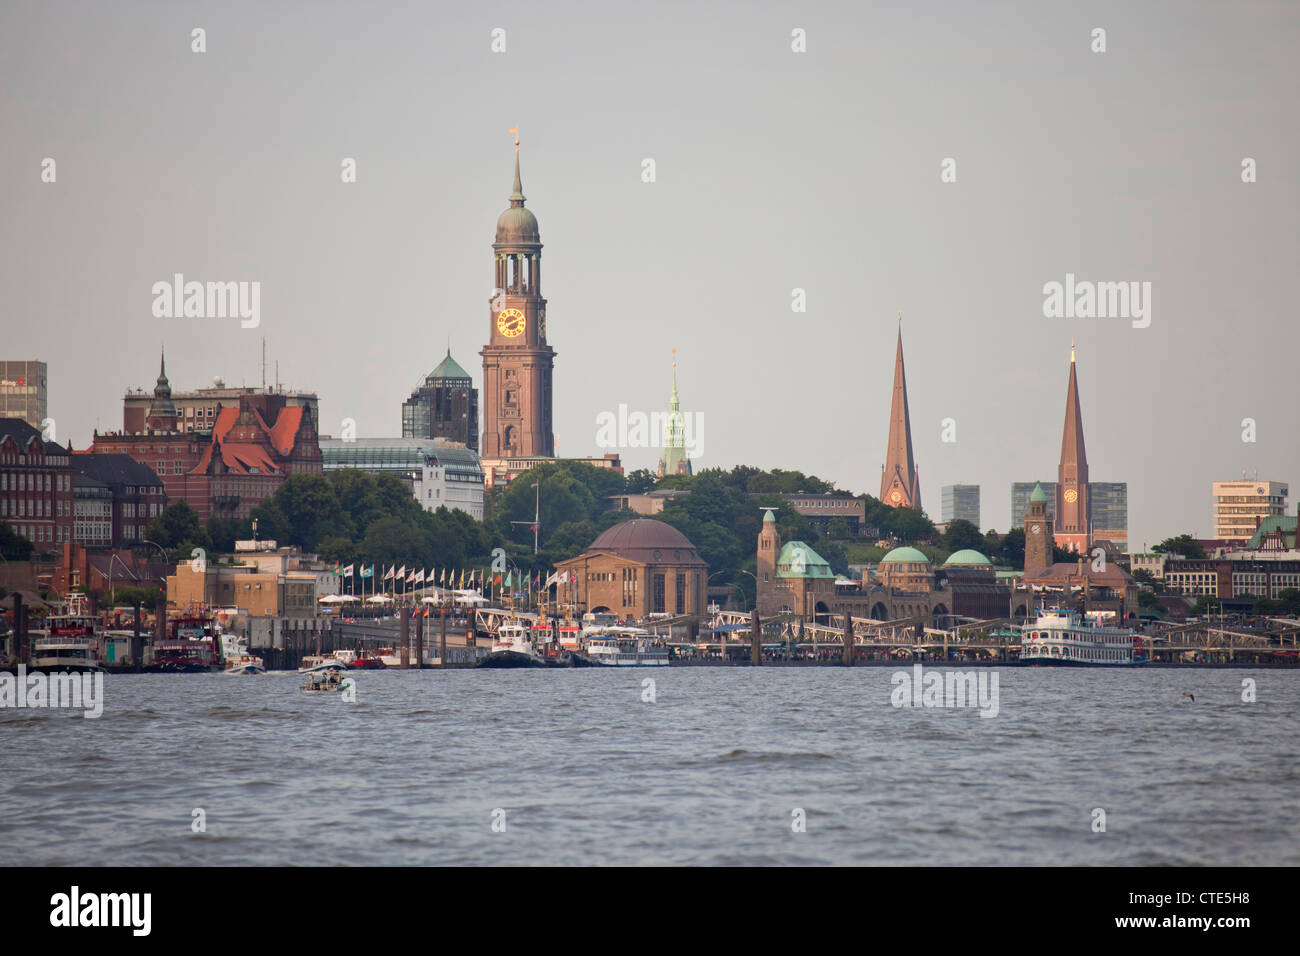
[261,338,267,392]
[275,360,279,393]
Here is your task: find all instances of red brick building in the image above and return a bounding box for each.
[90,355,322,522]
[0,418,73,550]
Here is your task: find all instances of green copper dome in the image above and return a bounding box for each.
[495,151,541,245]
[1030,482,1047,503]
[880,546,930,564]
[943,549,991,566]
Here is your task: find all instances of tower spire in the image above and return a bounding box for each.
[1055,344,1090,552]
[880,322,921,510]
[659,349,690,478]
[509,127,524,206]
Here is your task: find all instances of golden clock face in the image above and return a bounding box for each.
[1064,489,1078,503]
[496,308,525,338]
[890,490,902,504]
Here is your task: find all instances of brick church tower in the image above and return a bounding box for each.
[880,322,922,510]
[1054,344,1090,553]
[481,140,555,458]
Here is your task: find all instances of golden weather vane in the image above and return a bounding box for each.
[510,126,519,149]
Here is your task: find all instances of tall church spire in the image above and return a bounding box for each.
[880,320,921,510]
[1054,343,1090,552]
[659,349,691,477]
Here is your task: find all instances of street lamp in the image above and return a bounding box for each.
[107,552,132,605]
[510,481,541,554]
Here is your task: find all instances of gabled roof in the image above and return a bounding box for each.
[72,453,165,488]
[1247,516,1297,550]
[268,405,305,456]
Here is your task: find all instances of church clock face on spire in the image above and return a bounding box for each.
[496,308,525,338]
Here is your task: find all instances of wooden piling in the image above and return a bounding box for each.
[750,608,762,665]
[439,610,448,667]
[842,616,854,666]
[131,601,143,666]
[399,606,410,668]
[13,592,26,665]
[414,610,424,669]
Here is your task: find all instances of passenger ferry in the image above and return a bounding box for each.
[581,625,670,667]
[28,593,103,673]
[1019,608,1147,666]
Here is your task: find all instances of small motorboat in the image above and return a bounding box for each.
[300,666,353,693]
[225,659,266,675]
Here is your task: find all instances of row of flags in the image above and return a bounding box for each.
[330,564,578,589]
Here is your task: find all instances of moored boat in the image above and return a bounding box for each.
[221,634,265,674]
[1020,608,1147,666]
[580,625,670,667]
[145,616,223,672]
[27,592,104,673]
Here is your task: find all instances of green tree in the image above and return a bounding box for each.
[827,516,851,539]
[0,520,34,561]
[1153,534,1205,559]
[943,519,983,553]
[624,469,658,494]
[147,501,208,551]
[205,516,251,553]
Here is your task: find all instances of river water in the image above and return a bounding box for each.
[2,667,1296,866]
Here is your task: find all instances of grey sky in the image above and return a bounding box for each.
[2,0,1296,549]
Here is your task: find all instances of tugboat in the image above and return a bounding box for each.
[478,621,546,667]
[144,615,223,672]
[1020,608,1147,666]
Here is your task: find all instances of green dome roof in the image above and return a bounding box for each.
[880,546,930,564]
[776,541,835,579]
[1029,482,1047,503]
[943,549,991,566]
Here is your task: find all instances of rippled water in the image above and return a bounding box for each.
[2,667,1296,865]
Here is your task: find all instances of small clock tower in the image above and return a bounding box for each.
[1024,482,1053,576]
[480,140,555,459]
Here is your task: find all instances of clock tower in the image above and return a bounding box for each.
[1024,482,1053,576]
[480,143,555,459]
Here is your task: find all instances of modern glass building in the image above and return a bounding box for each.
[401,351,478,452]
[320,437,484,520]
[1089,482,1129,548]
[0,360,48,430]
[941,484,980,527]
[1010,480,1127,548]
